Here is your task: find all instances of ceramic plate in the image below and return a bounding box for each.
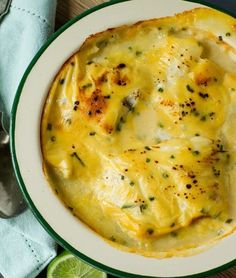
[11,0,236,277]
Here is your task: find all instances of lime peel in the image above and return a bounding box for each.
[47,250,107,278]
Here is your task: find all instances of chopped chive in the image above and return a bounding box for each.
[47,123,52,131]
[50,136,56,142]
[226,32,231,37]
[136,51,143,56]
[147,228,154,235]
[121,175,125,180]
[158,123,164,128]
[225,218,233,224]
[89,131,96,136]
[192,150,200,156]
[186,84,194,93]
[60,79,65,85]
[146,158,151,163]
[149,196,155,201]
[140,203,147,212]
[200,208,208,215]
[97,40,108,48]
[162,172,169,179]
[121,204,136,209]
[110,236,116,242]
[170,231,178,237]
[82,83,92,89]
[218,35,223,41]
[130,181,135,186]
[170,155,175,159]
[145,146,151,151]
[158,87,164,93]
[66,119,72,125]
[71,152,85,167]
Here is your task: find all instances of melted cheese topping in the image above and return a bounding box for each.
[41,8,236,257]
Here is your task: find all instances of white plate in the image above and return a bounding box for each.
[11,0,236,277]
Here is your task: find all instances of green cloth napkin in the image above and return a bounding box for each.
[0,0,57,277]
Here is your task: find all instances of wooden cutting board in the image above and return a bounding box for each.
[55,1,236,277]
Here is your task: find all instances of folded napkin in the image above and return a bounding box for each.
[0,0,57,277]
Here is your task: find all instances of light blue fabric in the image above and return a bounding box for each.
[0,0,57,130]
[0,0,57,277]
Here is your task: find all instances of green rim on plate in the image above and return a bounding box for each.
[10,0,236,277]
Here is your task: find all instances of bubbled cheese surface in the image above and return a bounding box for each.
[41,8,236,257]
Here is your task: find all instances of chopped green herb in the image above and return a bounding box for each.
[200,208,208,215]
[158,87,164,93]
[170,231,178,237]
[110,236,116,242]
[170,222,175,228]
[170,155,175,159]
[198,92,209,99]
[158,123,164,128]
[82,83,92,89]
[192,150,200,156]
[128,46,133,50]
[213,211,222,219]
[149,196,155,201]
[47,123,52,131]
[226,32,231,37]
[87,61,94,65]
[218,144,225,152]
[225,218,233,224]
[146,158,151,163]
[130,181,135,186]
[121,175,125,180]
[135,51,143,56]
[195,133,200,137]
[213,167,220,177]
[186,84,194,93]
[117,63,126,69]
[200,115,207,121]
[66,119,72,125]
[162,172,169,179]
[147,228,154,235]
[145,146,151,151]
[89,131,96,136]
[193,110,200,117]
[59,79,65,85]
[186,184,192,189]
[97,40,108,48]
[140,203,148,212]
[218,36,223,41]
[121,204,136,209]
[71,152,85,167]
[50,136,56,142]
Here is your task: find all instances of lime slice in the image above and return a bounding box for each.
[47,250,107,278]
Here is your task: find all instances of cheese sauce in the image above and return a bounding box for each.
[41,8,236,257]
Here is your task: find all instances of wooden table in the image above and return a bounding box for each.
[55,1,236,277]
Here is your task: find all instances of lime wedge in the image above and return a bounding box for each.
[47,250,107,278]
